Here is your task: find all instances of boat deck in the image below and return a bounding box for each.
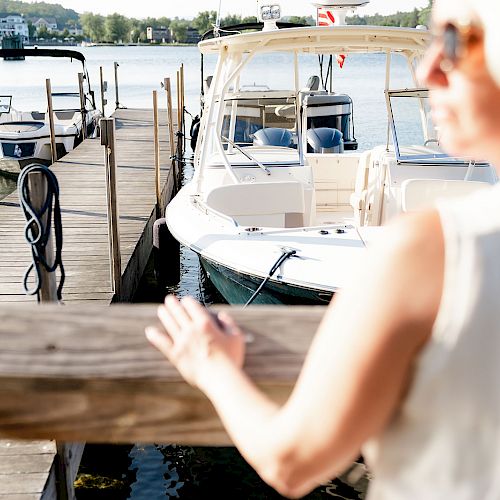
[0,107,176,498]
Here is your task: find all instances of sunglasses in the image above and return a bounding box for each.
[433,22,482,72]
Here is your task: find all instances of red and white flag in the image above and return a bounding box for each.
[317,8,337,26]
[316,8,347,68]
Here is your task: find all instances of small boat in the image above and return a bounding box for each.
[0,48,101,174]
[166,1,498,305]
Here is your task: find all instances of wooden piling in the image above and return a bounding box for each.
[180,63,185,138]
[27,172,58,303]
[164,77,177,192]
[45,79,57,165]
[114,62,120,110]
[100,118,122,297]
[153,90,161,215]
[78,72,87,141]
[99,66,107,117]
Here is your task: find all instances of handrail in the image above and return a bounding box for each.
[192,195,239,228]
[221,136,271,176]
[0,303,324,444]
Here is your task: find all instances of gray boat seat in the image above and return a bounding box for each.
[307,127,344,153]
[253,128,293,148]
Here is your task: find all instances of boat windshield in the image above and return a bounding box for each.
[221,94,297,148]
[387,89,469,163]
[0,96,12,114]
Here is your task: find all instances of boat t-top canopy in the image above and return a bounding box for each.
[0,48,87,63]
[199,25,430,57]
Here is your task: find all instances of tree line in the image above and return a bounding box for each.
[0,0,433,44]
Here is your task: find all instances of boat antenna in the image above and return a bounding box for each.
[214,0,223,37]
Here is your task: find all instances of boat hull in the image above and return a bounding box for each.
[199,255,334,306]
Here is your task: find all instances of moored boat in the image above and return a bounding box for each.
[166,1,498,305]
[0,48,101,174]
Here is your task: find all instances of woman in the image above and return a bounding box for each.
[146,0,500,497]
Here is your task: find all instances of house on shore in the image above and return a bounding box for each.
[0,13,29,42]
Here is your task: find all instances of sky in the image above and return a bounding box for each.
[32,0,429,19]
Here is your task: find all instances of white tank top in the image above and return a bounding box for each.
[363,184,500,500]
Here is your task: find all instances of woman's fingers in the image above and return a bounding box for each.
[157,303,182,341]
[164,295,192,329]
[145,326,174,358]
[181,296,217,328]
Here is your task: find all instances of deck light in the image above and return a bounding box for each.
[258,1,282,30]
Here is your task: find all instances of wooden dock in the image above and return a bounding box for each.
[0,108,177,498]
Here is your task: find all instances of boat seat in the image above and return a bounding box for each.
[253,128,294,148]
[307,127,344,154]
[401,179,489,212]
[205,181,306,228]
[350,150,372,225]
[54,110,78,121]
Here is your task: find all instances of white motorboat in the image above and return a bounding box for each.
[0,48,101,174]
[167,2,498,305]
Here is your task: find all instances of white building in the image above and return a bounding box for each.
[32,17,59,34]
[0,13,29,41]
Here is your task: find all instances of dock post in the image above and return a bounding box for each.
[164,77,178,192]
[45,79,58,165]
[100,66,107,117]
[28,171,73,499]
[100,118,122,297]
[153,90,161,218]
[180,63,185,150]
[176,70,184,179]
[27,172,58,302]
[78,73,87,140]
[114,62,120,110]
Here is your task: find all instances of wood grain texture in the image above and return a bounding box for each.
[0,304,324,445]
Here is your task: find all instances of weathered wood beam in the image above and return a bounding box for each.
[0,305,324,445]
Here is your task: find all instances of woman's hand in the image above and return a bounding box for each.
[146,295,245,388]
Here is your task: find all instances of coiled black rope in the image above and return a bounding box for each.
[18,164,65,302]
[244,249,297,308]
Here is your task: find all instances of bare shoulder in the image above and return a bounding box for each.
[367,209,444,329]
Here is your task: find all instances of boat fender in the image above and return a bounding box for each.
[190,115,201,151]
[153,218,180,287]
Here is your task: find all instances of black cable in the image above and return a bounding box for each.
[18,164,65,302]
[243,249,297,308]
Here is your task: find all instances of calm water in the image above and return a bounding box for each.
[0,45,418,499]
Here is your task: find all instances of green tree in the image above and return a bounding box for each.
[105,13,130,43]
[80,12,105,41]
[37,24,48,38]
[221,14,242,27]
[287,16,315,26]
[193,10,217,34]
[170,18,189,43]
[27,20,36,38]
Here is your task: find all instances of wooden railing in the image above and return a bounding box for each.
[0,304,324,445]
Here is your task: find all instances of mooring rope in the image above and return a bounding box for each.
[18,164,65,302]
[243,249,297,308]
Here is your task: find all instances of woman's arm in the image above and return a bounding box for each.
[146,210,444,498]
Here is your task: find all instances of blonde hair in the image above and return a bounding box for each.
[473,0,500,86]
